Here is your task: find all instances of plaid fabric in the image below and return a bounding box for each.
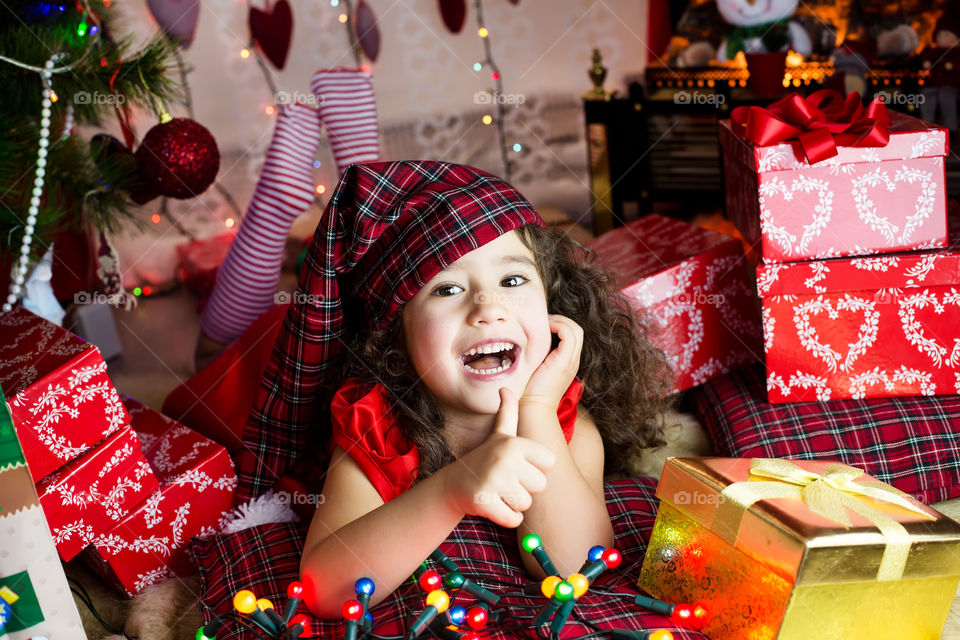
[238,161,544,502]
[691,363,960,504]
[190,476,709,640]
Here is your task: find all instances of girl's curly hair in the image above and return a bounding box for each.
[338,224,673,479]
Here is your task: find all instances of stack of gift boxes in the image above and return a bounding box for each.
[0,305,237,597]
[718,98,953,403]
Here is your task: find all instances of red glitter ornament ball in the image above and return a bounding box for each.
[135,118,220,199]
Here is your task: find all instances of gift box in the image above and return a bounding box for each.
[81,397,237,597]
[638,457,960,640]
[757,246,960,402]
[587,214,762,392]
[720,91,948,263]
[0,305,129,483]
[35,424,158,561]
[0,387,86,639]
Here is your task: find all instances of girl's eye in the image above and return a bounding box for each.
[502,274,529,287]
[432,283,463,297]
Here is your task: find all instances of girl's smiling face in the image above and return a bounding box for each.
[402,230,552,420]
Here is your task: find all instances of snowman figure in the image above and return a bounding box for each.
[715,0,812,62]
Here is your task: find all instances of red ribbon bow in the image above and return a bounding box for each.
[730,90,892,165]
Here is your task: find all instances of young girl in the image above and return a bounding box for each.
[280,161,672,617]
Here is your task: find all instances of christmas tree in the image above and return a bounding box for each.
[0,0,183,308]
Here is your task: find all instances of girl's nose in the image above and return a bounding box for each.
[468,290,508,325]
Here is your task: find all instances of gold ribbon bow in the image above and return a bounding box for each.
[711,459,935,581]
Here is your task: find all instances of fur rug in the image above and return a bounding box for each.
[66,411,960,639]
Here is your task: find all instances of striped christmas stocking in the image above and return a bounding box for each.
[310,68,380,176]
[200,103,321,345]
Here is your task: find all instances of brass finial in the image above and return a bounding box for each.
[585,48,616,100]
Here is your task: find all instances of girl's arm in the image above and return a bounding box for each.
[302,394,555,618]
[516,404,613,579]
[300,446,464,618]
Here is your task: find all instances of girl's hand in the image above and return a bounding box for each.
[444,388,555,528]
[520,314,583,411]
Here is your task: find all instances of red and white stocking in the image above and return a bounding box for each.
[310,69,380,176]
[200,103,321,345]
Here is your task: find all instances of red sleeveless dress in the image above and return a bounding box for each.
[329,377,584,502]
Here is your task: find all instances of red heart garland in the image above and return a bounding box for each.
[438,0,466,33]
[354,0,380,62]
[249,0,293,70]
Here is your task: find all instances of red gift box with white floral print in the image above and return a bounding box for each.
[757,246,960,403]
[587,214,762,393]
[720,109,949,263]
[35,424,158,561]
[0,305,130,483]
[81,397,237,597]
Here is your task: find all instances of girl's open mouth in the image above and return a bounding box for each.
[459,341,520,378]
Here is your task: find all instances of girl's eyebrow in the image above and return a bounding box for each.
[441,255,536,273]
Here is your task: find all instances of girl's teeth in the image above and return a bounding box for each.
[464,358,513,375]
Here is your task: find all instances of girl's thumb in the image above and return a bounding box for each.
[493,387,519,437]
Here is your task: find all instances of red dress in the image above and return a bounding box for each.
[329,376,584,502]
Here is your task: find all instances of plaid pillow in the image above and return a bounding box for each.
[189,477,709,639]
[690,364,960,504]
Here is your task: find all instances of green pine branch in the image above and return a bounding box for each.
[0,0,184,257]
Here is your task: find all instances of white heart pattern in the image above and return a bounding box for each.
[851,165,936,245]
[792,295,880,373]
[897,289,960,368]
[759,174,834,257]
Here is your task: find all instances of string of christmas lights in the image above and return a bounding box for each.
[198,536,706,640]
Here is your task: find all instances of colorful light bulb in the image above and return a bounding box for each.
[540,575,561,599]
[288,612,310,638]
[670,603,693,626]
[232,590,257,614]
[553,580,574,602]
[602,548,622,569]
[283,581,304,623]
[521,533,542,552]
[443,571,465,589]
[419,570,442,592]
[650,631,674,640]
[425,589,450,613]
[465,605,488,630]
[567,573,589,598]
[447,605,466,626]
[256,598,274,611]
[342,599,363,620]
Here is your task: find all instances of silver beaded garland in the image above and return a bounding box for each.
[3,55,59,313]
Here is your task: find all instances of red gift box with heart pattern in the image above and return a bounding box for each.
[81,397,237,597]
[0,305,130,483]
[587,214,762,393]
[757,244,960,403]
[35,424,158,561]
[720,110,949,263]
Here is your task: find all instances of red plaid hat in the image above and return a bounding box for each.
[237,161,544,500]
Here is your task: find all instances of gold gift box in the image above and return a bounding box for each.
[638,457,960,640]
